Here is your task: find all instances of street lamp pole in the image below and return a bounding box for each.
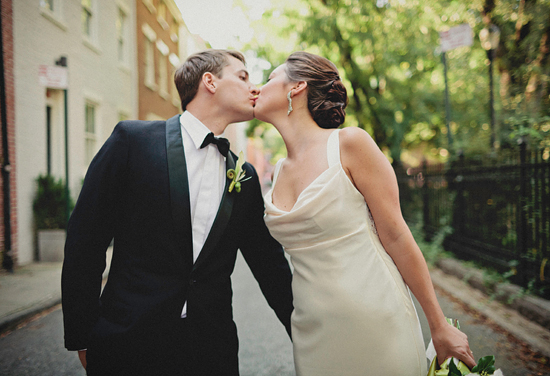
[480,24,500,150]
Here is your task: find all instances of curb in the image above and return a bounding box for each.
[432,258,550,358]
[436,258,550,331]
[0,295,61,334]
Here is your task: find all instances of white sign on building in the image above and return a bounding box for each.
[439,23,473,52]
[38,65,68,89]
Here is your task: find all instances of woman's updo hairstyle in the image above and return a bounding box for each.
[285,52,348,129]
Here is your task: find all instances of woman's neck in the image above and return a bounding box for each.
[275,114,322,159]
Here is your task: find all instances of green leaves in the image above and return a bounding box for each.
[448,359,464,376]
[243,0,550,162]
[33,174,74,229]
[471,355,496,375]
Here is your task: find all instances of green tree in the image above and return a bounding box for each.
[243,0,497,164]
[241,0,550,164]
[484,0,550,148]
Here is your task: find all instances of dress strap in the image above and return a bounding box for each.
[271,158,285,187]
[326,129,341,168]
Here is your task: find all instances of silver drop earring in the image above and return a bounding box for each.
[287,91,293,115]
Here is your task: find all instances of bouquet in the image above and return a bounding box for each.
[426,318,504,376]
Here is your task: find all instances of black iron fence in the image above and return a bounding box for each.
[397,140,550,298]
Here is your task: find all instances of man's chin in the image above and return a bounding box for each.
[252,108,265,122]
[234,112,254,123]
[242,108,256,122]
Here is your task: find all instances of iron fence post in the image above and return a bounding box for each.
[518,138,528,286]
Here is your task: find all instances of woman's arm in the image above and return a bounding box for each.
[339,127,476,368]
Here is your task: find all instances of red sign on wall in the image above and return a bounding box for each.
[38,65,68,89]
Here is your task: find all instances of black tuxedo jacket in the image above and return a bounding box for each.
[61,115,293,372]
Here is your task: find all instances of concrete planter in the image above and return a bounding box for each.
[37,229,66,262]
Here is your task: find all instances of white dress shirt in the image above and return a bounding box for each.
[179,111,226,317]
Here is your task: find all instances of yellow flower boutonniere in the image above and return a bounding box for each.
[227,151,251,193]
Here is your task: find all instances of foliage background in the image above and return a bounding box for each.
[237,0,550,167]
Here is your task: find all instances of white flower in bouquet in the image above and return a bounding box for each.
[426,318,503,376]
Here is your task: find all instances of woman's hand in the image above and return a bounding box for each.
[78,350,87,369]
[431,323,476,369]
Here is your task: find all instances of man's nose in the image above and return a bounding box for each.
[250,85,259,95]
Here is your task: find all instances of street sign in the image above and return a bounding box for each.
[38,65,68,89]
[439,23,473,52]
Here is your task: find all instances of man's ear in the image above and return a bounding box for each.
[202,72,217,94]
[292,81,308,96]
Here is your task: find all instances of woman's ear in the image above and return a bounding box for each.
[292,81,308,96]
[202,72,216,94]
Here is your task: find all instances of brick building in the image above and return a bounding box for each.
[137,0,185,120]
[3,0,245,268]
[0,0,16,269]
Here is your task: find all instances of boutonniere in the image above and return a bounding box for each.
[227,151,251,193]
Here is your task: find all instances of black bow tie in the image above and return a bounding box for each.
[200,132,230,157]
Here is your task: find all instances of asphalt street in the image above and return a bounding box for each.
[0,253,549,375]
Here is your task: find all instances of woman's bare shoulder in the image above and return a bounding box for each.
[339,127,380,157]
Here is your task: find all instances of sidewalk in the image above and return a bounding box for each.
[0,262,62,334]
[1,255,549,359]
[431,260,550,358]
[0,248,111,334]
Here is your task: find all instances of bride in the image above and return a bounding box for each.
[254,51,476,375]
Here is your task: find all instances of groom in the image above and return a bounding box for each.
[62,50,293,375]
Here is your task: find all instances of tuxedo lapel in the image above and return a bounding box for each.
[193,152,236,270]
[165,115,193,262]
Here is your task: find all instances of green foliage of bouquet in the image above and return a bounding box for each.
[428,355,501,376]
[427,318,503,376]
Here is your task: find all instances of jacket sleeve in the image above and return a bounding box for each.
[61,122,130,351]
[238,162,294,338]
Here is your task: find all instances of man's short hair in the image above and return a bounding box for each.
[174,50,246,111]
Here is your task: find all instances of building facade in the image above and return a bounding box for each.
[136,0,184,120]
[6,0,243,267]
[0,0,17,270]
[13,0,138,265]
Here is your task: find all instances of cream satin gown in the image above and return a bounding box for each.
[264,130,427,376]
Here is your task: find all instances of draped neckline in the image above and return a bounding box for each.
[268,163,339,213]
[268,130,341,213]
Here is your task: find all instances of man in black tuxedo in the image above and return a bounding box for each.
[61,50,293,375]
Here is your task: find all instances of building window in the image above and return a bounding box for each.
[41,0,55,11]
[159,53,168,97]
[84,103,97,165]
[40,0,66,30]
[81,0,93,37]
[170,16,179,42]
[170,53,181,107]
[157,1,168,29]
[144,39,156,89]
[142,0,156,14]
[116,8,127,63]
[142,24,157,90]
[157,40,169,97]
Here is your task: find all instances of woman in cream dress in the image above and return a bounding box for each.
[254,52,476,376]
